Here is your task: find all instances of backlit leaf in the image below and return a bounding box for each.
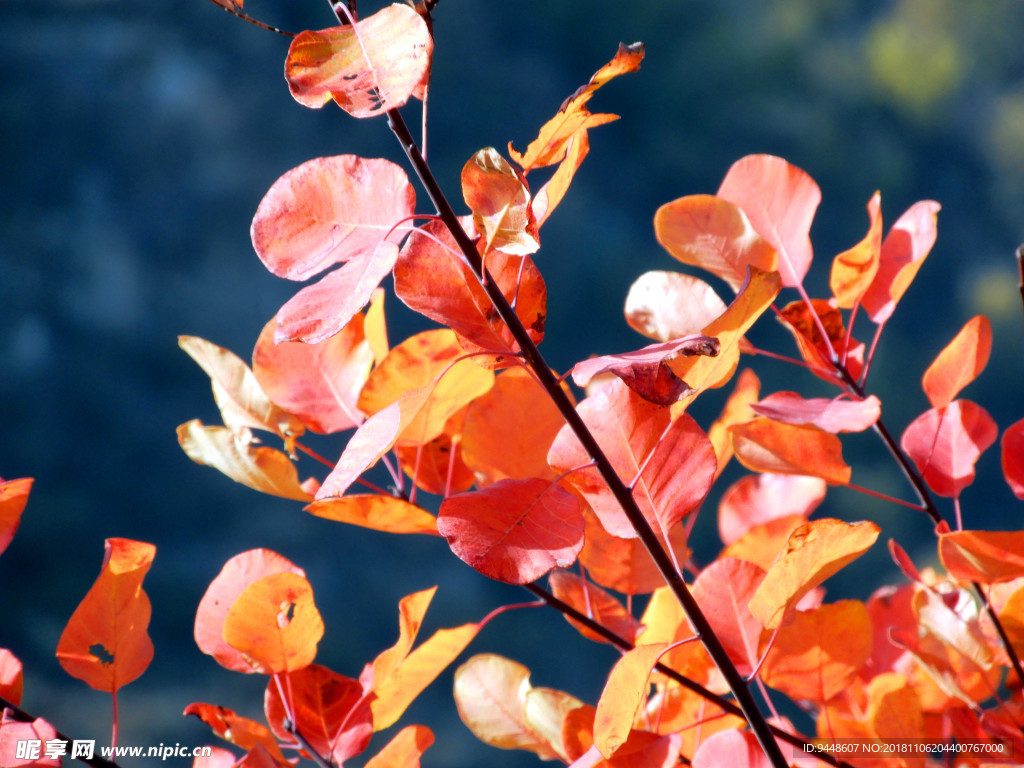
[56,538,155,692]
[830,192,882,308]
[900,399,998,497]
[707,369,760,477]
[720,514,809,572]
[523,687,585,763]
[509,43,644,172]
[0,476,31,557]
[939,530,1024,584]
[177,420,312,501]
[194,549,306,673]
[749,518,880,629]
[760,600,872,702]
[624,271,728,342]
[729,419,852,485]
[462,147,539,256]
[691,558,766,676]
[285,4,432,116]
[183,703,288,763]
[0,713,60,767]
[264,664,372,764]
[548,570,643,645]
[594,642,668,757]
[397,416,476,495]
[179,336,305,439]
[306,495,438,535]
[532,131,589,226]
[717,154,821,288]
[222,571,324,674]
[776,298,865,384]
[921,315,992,409]
[750,392,880,433]
[861,200,940,324]
[251,312,373,434]
[438,477,583,584]
[654,195,777,292]
[251,155,413,281]
[691,728,773,768]
[363,725,434,768]
[867,672,925,741]
[0,648,24,705]
[718,473,826,546]
[1004,418,1024,499]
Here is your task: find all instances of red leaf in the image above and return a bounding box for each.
[0,477,32,557]
[900,400,998,498]
[922,315,992,409]
[285,4,432,116]
[718,473,826,546]
[273,242,400,345]
[777,298,865,384]
[729,419,852,485]
[939,530,1024,584]
[194,549,305,673]
[251,155,413,281]
[0,648,24,705]
[462,147,539,256]
[437,478,584,584]
[830,192,882,309]
[691,728,773,768]
[548,570,643,645]
[653,195,778,292]
[750,392,880,433]
[56,539,155,692]
[692,558,767,676]
[184,702,289,763]
[1004,417,1024,499]
[624,270,728,342]
[717,154,821,288]
[252,312,373,434]
[571,334,720,405]
[264,664,372,763]
[861,200,940,324]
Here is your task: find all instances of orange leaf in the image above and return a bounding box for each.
[371,587,436,685]
[729,419,851,485]
[363,724,434,768]
[776,298,865,384]
[867,673,925,741]
[624,270,728,343]
[939,529,1024,584]
[691,558,767,676]
[748,518,880,629]
[251,155,413,281]
[264,664,373,763]
[718,473,825,547]
[861,200,940,324]
[56,538,155,692]
[654,195,777,292]
[707,369,761,477]
[1004,417,1024,499]
[0,648,24,705]
[194,549,306,673]
[0,476,32,557]
[462,147,539,256]
[438,477,583,584]
[397,423,476,496]
[922,315,992,409]
[251,312,373,434]
[532,131,589,226]
[900,400,997,498]
[691,728,773,768]
[720,514,809,572]
[760,600,873,702]
[222,571,323,674]
[306,494,438,535]
[177,421,312,501]
[830,192,882,308]
[750,392,881,434]
[285,4,432,116]
[183,702,289,764]
[509,43,644,172]
[548,570,643,645]
[179,336,305,439]
[594,642,669,757]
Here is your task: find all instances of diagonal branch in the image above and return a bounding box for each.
[1,696,122,768]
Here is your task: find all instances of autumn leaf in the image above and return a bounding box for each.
[364,725,434,768]
[397,414,476,495]
[0,476,31,557]
[548,570,643,645]
[194,549,306,673]
[921,315,992,409]
[867,673,925,741]
[594,642,668,757]
[532,131,589,226]
[0,648,24,705]
[691,558,767,676]
[184,702,289,764]
[0,712,60,767]
[900,399,998,497]
[759,600,873,702]
[938,530,1024,584]
[729,419,852,485]
[707,369,761,477]
[748,518,880,629]
[306,494,438,535]
[179,335,305,439]
[177,420,312,501]
[251,311,373,434]
[776,298,864,383]
[462,147,539,256]
[750,392,881,434]
[624,270,728,342]
[222,571,324,674]
[56,538,155,692]
[437,477,583,584]
[861,200,941,324]
[830,192,882,308]
[691,728,773,768]
[264,664,373,764]
[717,473,826,547]
[285,4,432,116]
[1004,417,1024,499]
[717,154,821,288]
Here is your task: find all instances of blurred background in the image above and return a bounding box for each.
[3,0,1024,765]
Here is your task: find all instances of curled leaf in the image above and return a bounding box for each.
[462,147,539,256]
[750,392,881,434]
[830,192,882,308]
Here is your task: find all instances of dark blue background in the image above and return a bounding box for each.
[3,0,1024,765]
